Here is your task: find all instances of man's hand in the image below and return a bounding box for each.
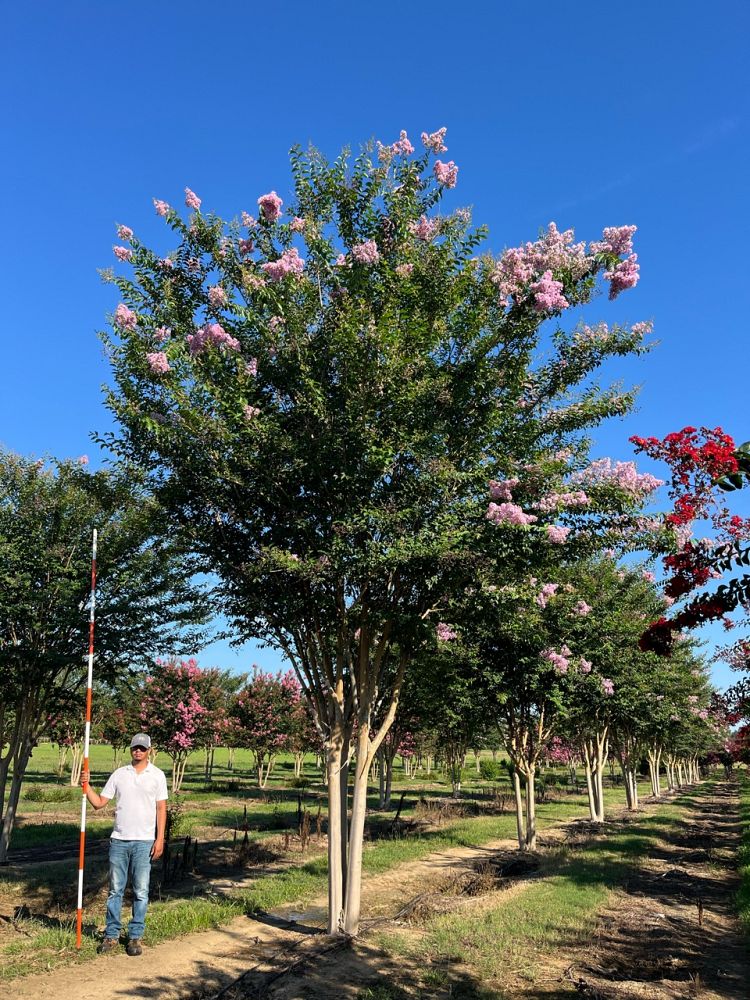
[151,837,165,861]
[80,769,90,787]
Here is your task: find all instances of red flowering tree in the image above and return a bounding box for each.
[102,127,650,934]
[231,669,300,786]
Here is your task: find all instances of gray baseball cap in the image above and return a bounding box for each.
[130,733,152,749]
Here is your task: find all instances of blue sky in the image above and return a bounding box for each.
[2,2,748,687]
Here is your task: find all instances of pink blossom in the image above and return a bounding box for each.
[114,303,137,330]
[335,253,348,267]
[573,600,592,616]
[434,159,458,188]
[379,130,415,161]
[146,351,171,375]
[542,648,570,674]
[242,211,257,229]
[113,245,132,262]
[396,263,414,278]
[186,323,240,355]
[245,273,266,291]
[490,223,588,308]
[488,478,519,501]
[601,677,615,696]
[590,225,637,258]
[352,240,380,265]
[536,491,589,512]
[571,458,662,497]
[261,247,305,282]
[486,502,538,526]
[409,215,437,242]
[243,404,261,420]
[208,285,228,309]
[77,455,89,465]
[246,357,258,376]
[605,253,639,299]
[436,622,458,642]
[631,321,653,338]
[160,257,174,269]
[421,127,448,153]
[545,524,570,544]
[185,187,202,211]
[154,326,171,342]
[529,270,568,313]
[642,570,656,582]
[117,225,134,241]
[153,199,170,217]
[258,190,283,222]
[290,216,306,232]
[579,658,592,673]
[536,583,559,609]
[239,238,255,256]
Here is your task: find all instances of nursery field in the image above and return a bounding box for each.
[1,745,748,998]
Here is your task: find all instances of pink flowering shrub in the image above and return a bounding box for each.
[486,502,538,526]
[529,270,568,313]
[184,187,202,211]
[231,669,301,786]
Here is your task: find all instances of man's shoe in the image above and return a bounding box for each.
[126,938,143,956]
[97,937,119,954]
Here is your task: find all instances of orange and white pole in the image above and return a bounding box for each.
[76,528,97,950]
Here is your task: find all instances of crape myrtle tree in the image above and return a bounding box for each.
[101,127,648,934]
[231,668,300,787]
[0,452,212,861]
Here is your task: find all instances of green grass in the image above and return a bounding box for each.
[372,784,710,994]
[738,770,750,935]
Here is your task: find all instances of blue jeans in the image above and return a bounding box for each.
[105,839,153,941]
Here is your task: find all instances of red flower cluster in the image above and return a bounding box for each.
[663,543,712,599]
[640,589,735,655]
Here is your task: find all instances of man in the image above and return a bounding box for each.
[82,733,168,956]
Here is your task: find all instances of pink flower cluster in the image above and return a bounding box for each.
[489,478,519,501]
[536,582,559,609]
[243,404,261,420]
[571,458,663,497]
[239,238,255,256]
[631,321,653,338]
[434,160,458,188]
[542,647,570,674]
[436,622,458,642]
[536,490,589,512]
[590,225,637,257]
[245,357,258,376]
[185,187,202,211]
[352,240,381,264]
[642,570,656,582]
[378,130,415,161]
[491,223,589,308]
[601,677,615,696]
[605,255,640,299]
[117,225,134,241]
[486,502,538,526]
[113,245,132,262]
[261,247,305,282]
[187,323,240,355]
[545,524,570,544]
[208,285,228,309]
[573,600,592,616]
[258,190,283,222]
[146,351,171,375]
[290,216,306,232]
[396,263,414,278]
[409,215,437,242]
[421,127,448,153]
[529,270,568,313]
[114,303,137,330]
[153,199,170,216]
[579,657,592,673]
[154,326,171,342]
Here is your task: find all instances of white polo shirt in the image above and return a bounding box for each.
[101,762,169,841]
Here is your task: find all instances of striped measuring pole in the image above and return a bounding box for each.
[76,528,97,950]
